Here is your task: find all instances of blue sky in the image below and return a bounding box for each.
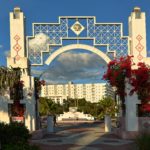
[0,0,150,84]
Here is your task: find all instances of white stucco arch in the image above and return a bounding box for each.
[45,44,111,65]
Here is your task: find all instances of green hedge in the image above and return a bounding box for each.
[0,122,40,150]
[3,142,40,150]
[0,122,30,146]
[135,132,150,150]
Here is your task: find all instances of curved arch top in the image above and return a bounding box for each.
[27,17,129,65]
[45,44,111,65]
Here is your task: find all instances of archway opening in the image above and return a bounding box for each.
[42,49,108,84]
[36,45,114,122]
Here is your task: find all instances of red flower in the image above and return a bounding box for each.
[103,55,150,104]
[40,80,46,86]
[141,104,150,112]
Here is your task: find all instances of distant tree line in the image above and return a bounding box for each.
[39,96,118,119]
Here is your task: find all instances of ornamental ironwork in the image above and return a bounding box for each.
[27,16,129,65]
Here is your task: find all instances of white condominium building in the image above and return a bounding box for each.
[41,82,115,104]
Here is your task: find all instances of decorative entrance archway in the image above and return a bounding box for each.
[4,7,149,132]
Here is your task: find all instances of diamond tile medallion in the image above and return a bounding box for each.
[71,21,85,35]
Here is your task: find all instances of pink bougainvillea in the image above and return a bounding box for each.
[103,56,150,112]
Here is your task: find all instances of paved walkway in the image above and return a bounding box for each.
[30,122,136,150]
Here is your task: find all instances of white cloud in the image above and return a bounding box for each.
[40,51,107,83]
[29,33,50,51]
[4,50,10,57]
[31,69,43,76]
[57,52,106,70]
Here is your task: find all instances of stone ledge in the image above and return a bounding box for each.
[114,128,139,139]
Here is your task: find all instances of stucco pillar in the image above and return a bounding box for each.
[0,97,11,124]
[7,7,37,131]
[47,116,54,133]
[125,79,141,131]
[105,115,111,132]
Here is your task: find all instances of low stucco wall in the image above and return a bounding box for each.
[0,95,36,132]
[115,117,150,139]
[0,96,12,124]
[138,117,150,132]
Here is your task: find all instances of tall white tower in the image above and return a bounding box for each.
[6,7,37,131]
[7,7,29,76]
[128,7,147,65]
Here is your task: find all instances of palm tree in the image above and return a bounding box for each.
[98,96,117,119]
[0,67,21,98]
[39,97,63,116]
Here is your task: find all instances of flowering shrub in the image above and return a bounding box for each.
[130,63,150,103]
[10,80,24,101]
[103,56,150,113]
[11,101,25,116]
[34,78,45,99]
[141,104,150,112]
[103,56,133,99]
